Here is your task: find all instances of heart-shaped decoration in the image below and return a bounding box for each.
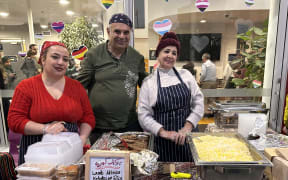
[190,35,209,53]
[72,45,88,60]
[52,22,65,33]
[102,0,114,9]
[195,0,209,13]
[18,52,26,57]
[245,0,255,7]
[153,19,172,36]
[252,80,262,88]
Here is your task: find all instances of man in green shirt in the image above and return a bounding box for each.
[77,13,147,144]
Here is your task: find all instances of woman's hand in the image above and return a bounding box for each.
[283,126,288,135]
[44,121,67,135]
[158,128,178,141]
[79,135,88,146]
[178,122,194,145]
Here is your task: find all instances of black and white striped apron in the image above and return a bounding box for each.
[18,123,78,165]
[153,68,193,162]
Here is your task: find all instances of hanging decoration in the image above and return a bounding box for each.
[252,80,262,88]
[245,0,255,7]
[153,19,172,36]
[18,52,26,57]
[52,22,65,33]
[102,0,114,9]
[72,45,88,60]
[195,0,209,13]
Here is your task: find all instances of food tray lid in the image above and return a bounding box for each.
[16,163,56,176]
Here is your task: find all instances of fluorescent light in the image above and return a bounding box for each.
[40,25,48,29]
[0,39,23,43]
[0,12,9,17]
[92,24,99,28]
[66,10,74,16]
[59,0,70,5]
[200,19,207,23]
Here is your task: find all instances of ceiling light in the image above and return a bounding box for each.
[92,24,99,28]
[0,12,9,17]
[200,19,207,23]
[40,25,48,29]
[66,10,74,16]
[0,39,23,43]
[59,0,70,5]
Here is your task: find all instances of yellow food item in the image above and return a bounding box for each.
[193,135,254,162]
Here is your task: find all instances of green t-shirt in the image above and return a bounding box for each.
[77,42,147,130]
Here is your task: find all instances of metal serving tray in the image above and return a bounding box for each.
[209,102,267,112]
[187,132,272,167]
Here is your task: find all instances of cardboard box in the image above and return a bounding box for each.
[276,148,288,161]
[264,148,288,180]
[264,148,277,180]
[272,157,288,180]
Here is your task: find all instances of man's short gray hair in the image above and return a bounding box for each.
[202,53,211,60]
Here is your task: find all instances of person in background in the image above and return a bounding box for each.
[182,61,196,77]
[223,63,234,88]
[1,56,16,89]
[20,49,38,78]
[65,58,79,79]
[29,43,42,74]
[138,32,204,162]
[199,53,217,115]
[199,53,217,89]
[8,41,95,165]
[76,13,147,145]
[29,44,38,55]
[283,94,288,135]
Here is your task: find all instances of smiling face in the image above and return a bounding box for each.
[158,46,178,70]
[107,23,131,50]
[42,45,69,78]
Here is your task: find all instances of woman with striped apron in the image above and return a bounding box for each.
[153,68,195,162]
[138,32,204,162]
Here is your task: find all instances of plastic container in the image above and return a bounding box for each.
[238,113,267,138]
[25,132,83,165]
[15,163,56,177]
[209,102,267,129]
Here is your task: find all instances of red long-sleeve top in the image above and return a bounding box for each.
[8,74,95,134]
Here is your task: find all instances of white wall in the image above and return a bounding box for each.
[0,24,60,53]
[148,0,270,22]
[133,0,270,81]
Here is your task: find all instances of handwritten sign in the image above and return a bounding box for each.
[85,150,130,180]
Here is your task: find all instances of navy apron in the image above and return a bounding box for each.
[153,68,193,162]
[18,123,78,165]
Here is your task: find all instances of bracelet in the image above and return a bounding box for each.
[42,124,48,135]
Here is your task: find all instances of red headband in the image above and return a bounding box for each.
[38,41,67,64]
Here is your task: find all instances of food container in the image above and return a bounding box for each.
[56,164,80,180]
[90,131,153,152]
[209,102,267,128]
[25,132,83,165]
[187,132,273,180]
[15,163,56,177]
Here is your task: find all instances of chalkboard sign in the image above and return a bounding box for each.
[85,150,130,180]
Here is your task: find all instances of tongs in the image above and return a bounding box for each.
[112,133,129,149]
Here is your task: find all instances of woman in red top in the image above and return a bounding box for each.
[8,41,95,165]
